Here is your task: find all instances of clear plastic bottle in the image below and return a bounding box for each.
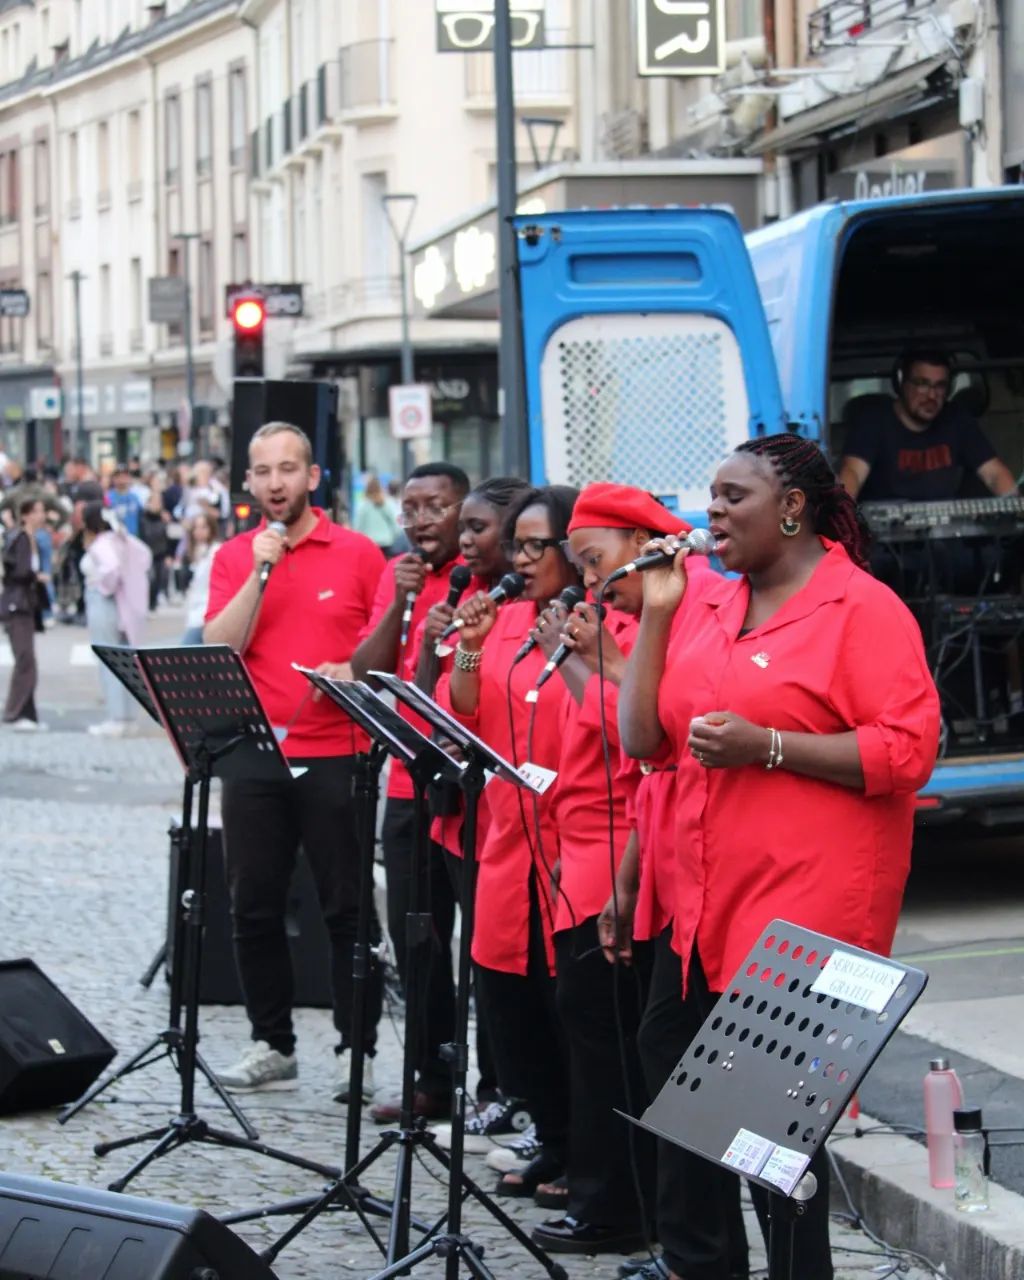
[953,1107,989,1212]
[924,1057,964,1188]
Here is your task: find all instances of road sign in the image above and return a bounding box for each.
[148,276,187,323]
[224,283,304,319]
[0,289,30,318]
[29,387,61,419]
[389,384,433,441]
[436,0,545,52]
[637,0,725,77]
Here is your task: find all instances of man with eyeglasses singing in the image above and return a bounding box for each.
[839,349,1017,502]
[352,461,469,1123]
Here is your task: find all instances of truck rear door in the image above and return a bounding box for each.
[514,207,787,516]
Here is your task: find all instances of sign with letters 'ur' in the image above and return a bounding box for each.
[637,0,725,77]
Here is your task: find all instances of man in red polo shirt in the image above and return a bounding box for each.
[352,461,467,1122]
[204,421,386,1098]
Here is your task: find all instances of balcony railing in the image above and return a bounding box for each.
[126,179,143,202]
[197,155,212,179]
[465,28,571,101]
[339,39,395,114]
[66,196,81,219]
[808,0,934,55]
[129,328,144,352]
[97,189,111,210]
[317,64,328,127]
[98,332,113,356]
[34,202,49,219]
[327,275,402,319]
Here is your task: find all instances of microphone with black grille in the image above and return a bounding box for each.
[511,584,587,665]
[257,521,288,592]
[435,572,526,652]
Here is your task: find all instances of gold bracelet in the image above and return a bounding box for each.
[454,644,484,673]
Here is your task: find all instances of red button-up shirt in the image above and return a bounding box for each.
[551,610,639,932]
[436,600,572,975]
[657,540,939,993]
[205,510,386,759]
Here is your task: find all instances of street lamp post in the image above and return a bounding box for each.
[69,269,86,461]
[174,232,200,458]
[382,192,418,479]
[493,0,529,477]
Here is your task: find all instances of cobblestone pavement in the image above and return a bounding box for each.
[0,616,936,1278]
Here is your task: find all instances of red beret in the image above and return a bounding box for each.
[567,482,691,537]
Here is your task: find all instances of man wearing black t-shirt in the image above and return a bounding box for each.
[839,351,1017,501]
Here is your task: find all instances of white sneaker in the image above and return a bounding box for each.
[485,1123,542,1172]
[216,1040,298,1093]
[10,718,48,732]
[332,1050,375,1104]
[87,720,133,737]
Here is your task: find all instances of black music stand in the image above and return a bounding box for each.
[631,920,927,1280]
[229,676,464,1267]
[59,644,341,1195]
[367,672,567,1280]
[89,645,190,991]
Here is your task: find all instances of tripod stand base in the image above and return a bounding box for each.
[58,1030,258,1142]
[93,1112,341,1195]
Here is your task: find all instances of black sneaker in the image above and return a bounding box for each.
[432,1096,532,1153]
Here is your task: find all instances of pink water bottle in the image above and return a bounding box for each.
[924,1057,964,1187]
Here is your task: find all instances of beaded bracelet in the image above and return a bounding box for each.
[454,645,484,673]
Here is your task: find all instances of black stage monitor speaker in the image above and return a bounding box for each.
[0,1172,275,1279]
[0,961,116,1115]
[166,825,332,1008]
[230,378,339,509]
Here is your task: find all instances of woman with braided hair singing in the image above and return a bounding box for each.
[620,433,940,1280]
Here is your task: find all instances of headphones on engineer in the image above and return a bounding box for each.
[891,350,955,395]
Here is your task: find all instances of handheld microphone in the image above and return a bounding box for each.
[435,571,526,651]
[257,521,288,591]
[444,564,473,610]
[528,602,606,701]
[601,527,717,586]
[511,584,586,665]
[399,547,430,649]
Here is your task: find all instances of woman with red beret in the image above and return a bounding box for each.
[620,434,940,1280]
[523,482,691,1253]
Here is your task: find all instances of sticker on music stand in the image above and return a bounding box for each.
[810,949,903,1013]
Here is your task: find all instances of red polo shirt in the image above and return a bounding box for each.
[358,555,466,799]
[206,510,386,759]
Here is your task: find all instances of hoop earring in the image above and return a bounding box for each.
[780,516,801,537]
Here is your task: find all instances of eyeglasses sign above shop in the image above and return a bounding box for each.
[435,0,545,52]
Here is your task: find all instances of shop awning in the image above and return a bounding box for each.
[746,56,950,155]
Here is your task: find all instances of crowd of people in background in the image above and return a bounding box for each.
[0,453,235,733]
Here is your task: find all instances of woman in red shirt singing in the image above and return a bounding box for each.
[620,434,940,1280]
[438,485,580,1197]
[525,482,708,1257]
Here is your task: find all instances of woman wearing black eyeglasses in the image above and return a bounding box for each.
[436,485,580,1199]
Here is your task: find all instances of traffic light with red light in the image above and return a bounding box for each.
[231,294,266,377]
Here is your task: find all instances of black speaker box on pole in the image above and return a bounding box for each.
[0,1173,275,1279]
[230,378,339,509]
[166,824,332,1008]
[0,961,116,1115]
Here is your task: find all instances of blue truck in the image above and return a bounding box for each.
[514,188,1024,824]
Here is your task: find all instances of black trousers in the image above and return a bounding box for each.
[639,928,833,1280]
[475,877,569,1157]
[221,755,383,1058]
[381,796,456,1097]
[2,614,37,724]
[555,918,655,1228]
[638,928,749,1280]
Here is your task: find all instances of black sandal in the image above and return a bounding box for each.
[495,1152,564,1198]
[533,1174,569,1209]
